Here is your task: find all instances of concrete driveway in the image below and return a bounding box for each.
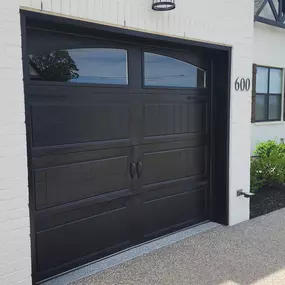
[71,209,285,285]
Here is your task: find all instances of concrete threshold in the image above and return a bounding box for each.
[40,222,220,285]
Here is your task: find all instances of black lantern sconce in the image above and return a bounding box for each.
[152,0,176,11]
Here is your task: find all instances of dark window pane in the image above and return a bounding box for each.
[29,48,128,85]
[144,52,206,88]
[255,95,267,121]
[269,95,281,120]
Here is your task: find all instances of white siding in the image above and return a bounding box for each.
[0,0,31,284]
[252,22,285,153]
[0,1,254,284]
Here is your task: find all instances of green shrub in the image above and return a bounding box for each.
[251,139,285,192]
[250,157,266,192]
[255,139,285,158]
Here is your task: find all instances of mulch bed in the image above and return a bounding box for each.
[250,186,285,219]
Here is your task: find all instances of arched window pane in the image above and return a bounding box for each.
[29,48,128,85]
[144,52,206,88]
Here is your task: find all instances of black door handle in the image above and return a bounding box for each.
[130,162,136,179]
[136,161,143,178]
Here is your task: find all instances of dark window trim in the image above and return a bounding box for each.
[255,0,285,29]
[255,65,283,123]
[28,47,130,87]
[27,80,130,89]
[22,9,231,51]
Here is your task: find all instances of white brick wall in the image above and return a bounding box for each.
[0,0,254,284]
[251,22,285,153]
[0,0,31,284]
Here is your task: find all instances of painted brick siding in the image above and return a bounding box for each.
[0,0,254,284]
[0,1,31,285]
[251,22,285,153]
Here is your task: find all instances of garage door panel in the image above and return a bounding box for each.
[142,175,208,193]
[31,104,131,147]
[142,146,207,186]
[143,133,207,145]
[35,192,131,231]
[141,136,207,150]
[35,155,130,209]
[141,187,207,238]
[36,204,130,272]
[27,85,135,98]
[31,138,132,157]
[32,146,132,169]
[26,28,211,281]
[144,101,207,138]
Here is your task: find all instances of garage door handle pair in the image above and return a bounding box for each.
[130,162,143,178]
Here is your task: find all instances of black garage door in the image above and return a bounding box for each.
[26,27,211,280]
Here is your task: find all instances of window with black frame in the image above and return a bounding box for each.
[28,48,129,85]
[255,66,283,122]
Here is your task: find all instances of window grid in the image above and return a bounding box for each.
[256,66,282,122]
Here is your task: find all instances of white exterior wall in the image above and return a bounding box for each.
[0,1,254,284]
[0,1,31,285]
[252,22,285,153]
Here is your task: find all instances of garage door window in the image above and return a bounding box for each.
[29,48,128,85]
[144,52,206,88]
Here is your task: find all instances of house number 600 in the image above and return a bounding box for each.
[235,77,251,91]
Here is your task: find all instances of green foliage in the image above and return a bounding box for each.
[250,157,266,192]
[251,139,285,192]
[255,139,285,158]
[30,50,79,82]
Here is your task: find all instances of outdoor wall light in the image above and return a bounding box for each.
[152,0,176,11]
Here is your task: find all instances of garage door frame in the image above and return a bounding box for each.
[20,9,231,284]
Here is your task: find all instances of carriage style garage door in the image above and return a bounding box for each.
[26,25,211,281]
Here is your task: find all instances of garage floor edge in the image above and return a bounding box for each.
[40,222,219,285]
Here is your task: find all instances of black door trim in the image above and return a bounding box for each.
[21,9,231,51]
[20,10,231,284]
